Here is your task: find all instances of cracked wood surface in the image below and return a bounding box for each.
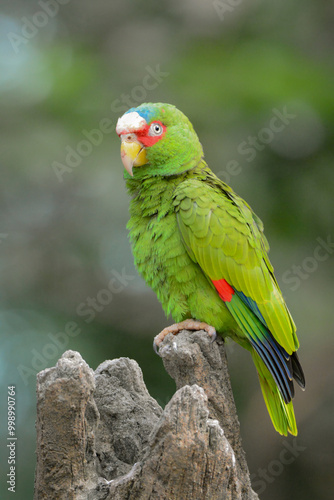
[34,331,258,500]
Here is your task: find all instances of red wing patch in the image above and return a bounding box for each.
[212,279,235,302]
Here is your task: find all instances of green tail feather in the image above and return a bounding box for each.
[251,351,298,436]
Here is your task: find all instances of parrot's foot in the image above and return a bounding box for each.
[153,319,216,354]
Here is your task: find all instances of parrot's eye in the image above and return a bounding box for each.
[149,122,164,136]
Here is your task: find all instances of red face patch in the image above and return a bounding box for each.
[134,121,166,147]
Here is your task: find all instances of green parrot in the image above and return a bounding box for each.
[116,102,305,436]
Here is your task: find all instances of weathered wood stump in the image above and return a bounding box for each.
[34,330,258,500]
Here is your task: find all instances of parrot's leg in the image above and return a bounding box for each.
[153,319,216,353]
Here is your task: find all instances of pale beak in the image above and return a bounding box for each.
[120,133,147,176]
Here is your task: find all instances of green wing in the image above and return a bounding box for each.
[173,177,299,354]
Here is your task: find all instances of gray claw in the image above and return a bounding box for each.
[153,340,162,356]
[210,330,217,343]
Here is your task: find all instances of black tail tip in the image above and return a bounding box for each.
[292,352,306,389]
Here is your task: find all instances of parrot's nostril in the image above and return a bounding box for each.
[121,133,137,143]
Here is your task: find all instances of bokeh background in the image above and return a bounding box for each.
[0,1,333,498]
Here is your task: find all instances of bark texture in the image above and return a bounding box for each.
[34,330,259,500]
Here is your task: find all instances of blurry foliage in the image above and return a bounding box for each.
[0,0,333,499]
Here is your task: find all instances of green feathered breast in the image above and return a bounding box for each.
[126,165,235,331]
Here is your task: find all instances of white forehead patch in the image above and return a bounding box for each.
[116,111,147,135]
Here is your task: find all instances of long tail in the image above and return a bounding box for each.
[221,289,305,435]
[251,350,297,435]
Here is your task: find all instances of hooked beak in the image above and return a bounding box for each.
[120,134,147,176]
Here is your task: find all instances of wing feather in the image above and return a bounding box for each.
[174,178,298,354]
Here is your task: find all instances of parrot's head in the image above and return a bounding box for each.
[116,103,203,178]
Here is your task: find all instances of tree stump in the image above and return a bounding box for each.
[34,330,259,500]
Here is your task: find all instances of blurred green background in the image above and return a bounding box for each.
[0,1,333,498]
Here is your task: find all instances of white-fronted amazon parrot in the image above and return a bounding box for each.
[116,102,305,436]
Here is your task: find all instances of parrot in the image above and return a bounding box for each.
[116,102,305,436]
